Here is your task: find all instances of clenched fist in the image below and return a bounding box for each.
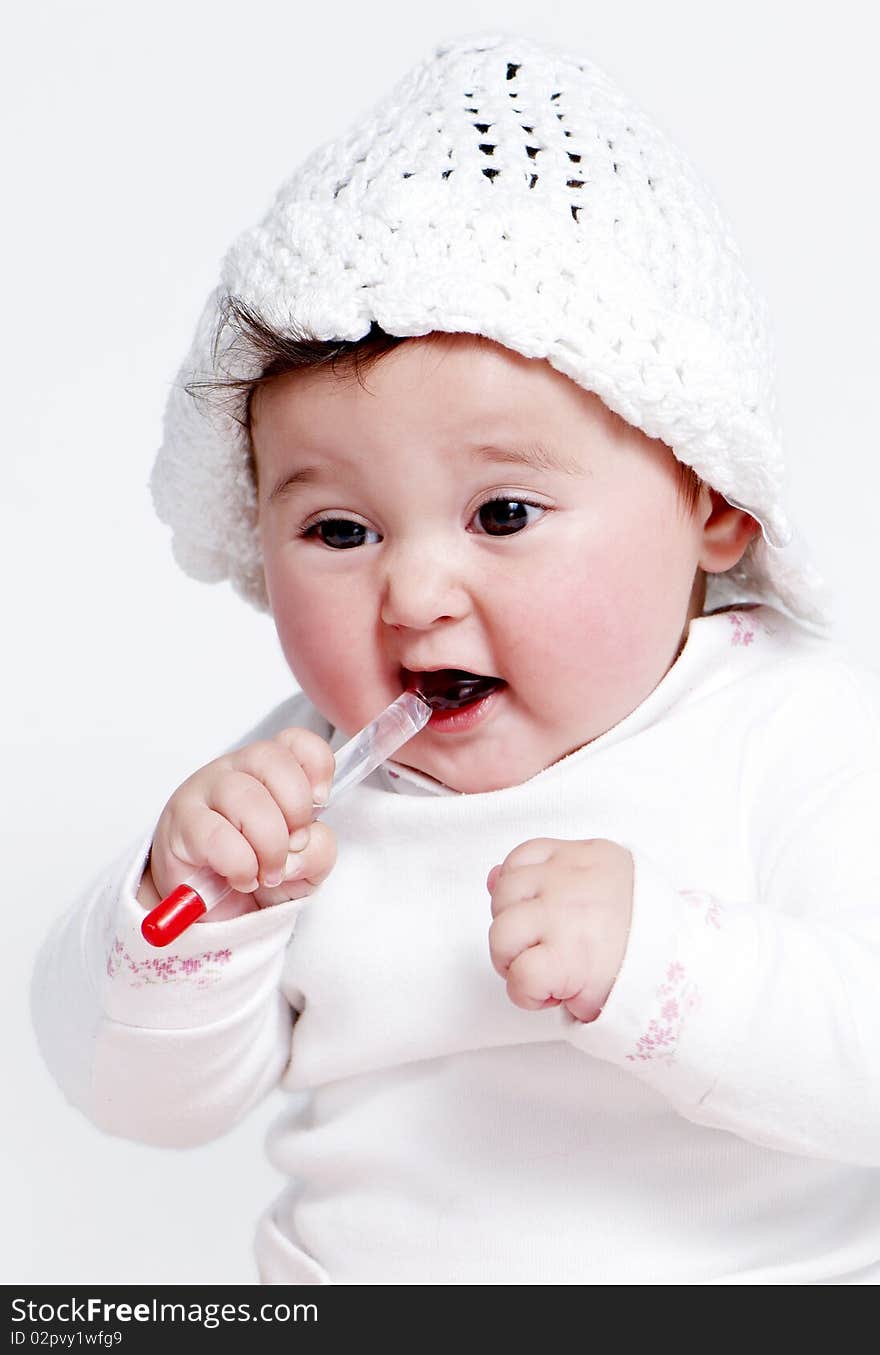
[137,727,338,921]
[487,837,634,1024]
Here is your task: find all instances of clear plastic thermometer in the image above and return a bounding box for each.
[141,690,432,947]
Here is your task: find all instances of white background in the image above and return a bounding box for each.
[3,0,877,1285]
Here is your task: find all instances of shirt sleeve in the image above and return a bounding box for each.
[563,656,880,1168]
[30,692,329,1148]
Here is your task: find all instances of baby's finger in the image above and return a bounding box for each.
[227,740,318,839]
[252,821,338,907]
[506,942,570,1011]
[498,838,559,873]
[206,771,293,887]
[488,862,548,917]
[273,728,337,807]
[282,820,336,885]
[488,902,545,978]
[167,805,262,893]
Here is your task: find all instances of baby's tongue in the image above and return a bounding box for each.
[412,669,503,711]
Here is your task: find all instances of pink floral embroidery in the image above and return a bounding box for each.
[679,888,723,930]
[626,961,700,1065]
[625,890,723,1063]
[725,606,777,647]
[106,938,232,988]
[727,612,756,646]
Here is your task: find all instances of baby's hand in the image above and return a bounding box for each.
[140,728,338,919]
[486,838,634,1023]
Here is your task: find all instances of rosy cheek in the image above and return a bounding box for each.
[283,609,342,683]
[274,583,379,723]
[499,544,650,712]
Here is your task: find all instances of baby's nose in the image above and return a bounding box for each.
[379,542,471,629]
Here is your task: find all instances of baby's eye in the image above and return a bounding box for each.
[302,518,382,549]
[470,498,546,537]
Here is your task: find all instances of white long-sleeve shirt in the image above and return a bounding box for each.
[31,604,880,1284]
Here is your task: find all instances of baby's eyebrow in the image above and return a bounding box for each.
[267,465,326,506]
[470,441,586,477]
[266,439,585,505]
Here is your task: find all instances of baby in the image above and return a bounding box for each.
[32,32,880,1285]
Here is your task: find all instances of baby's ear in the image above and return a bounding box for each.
[698,491,761,574]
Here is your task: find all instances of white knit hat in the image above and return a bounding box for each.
[151,29,832,630]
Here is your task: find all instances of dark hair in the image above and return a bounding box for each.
[186,294,705,516]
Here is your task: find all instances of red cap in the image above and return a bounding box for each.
[141,885,207,948]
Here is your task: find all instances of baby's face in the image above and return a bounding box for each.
[253,334,709,793]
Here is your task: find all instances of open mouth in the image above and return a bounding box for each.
[402,668,508,711]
